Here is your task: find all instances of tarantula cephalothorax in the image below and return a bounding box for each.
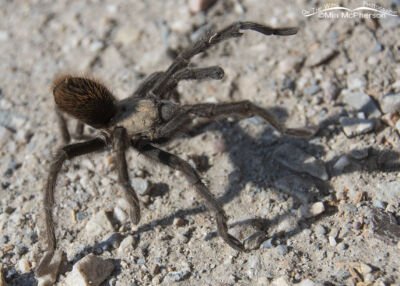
[37,22,318,275]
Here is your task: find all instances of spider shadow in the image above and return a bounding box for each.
[29,110,400,286]
[129,107,335,244]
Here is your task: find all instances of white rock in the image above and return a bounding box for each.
[115,28,141,46]
[85,210,114,237]
[396,120,400,134]
[333,155,351,172]
[272,276,290,286]
[277,214,298,232]
[298,202,325,219]
[0,30,9,41]
[18,257,31,273]
[0,126,12,147]
[64,254,114,286]
[340,117,374,137]
[117,235,136,256]
[257,277,270,286]
[131,178,150,195]
[113,206,128,224]
[328,236,337,246]
[341,91,381,118]
[347,73,366,90]
[295,279,316,286]
[89,40,104,52]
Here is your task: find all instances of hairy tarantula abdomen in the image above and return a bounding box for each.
[53,76,117,128]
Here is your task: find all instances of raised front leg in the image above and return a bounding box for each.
[131,141,245,251]
[150,22,298,97]
[154,66,225,97]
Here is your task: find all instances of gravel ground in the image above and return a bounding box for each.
[0,0,400,285]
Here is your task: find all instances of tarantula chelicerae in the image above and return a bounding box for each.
[37,22,318,275]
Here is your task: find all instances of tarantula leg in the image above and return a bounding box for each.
[155,66,225,96]
[113,127,141,224]
[135,66,224,99]
[150,22,297,96]
[131,141,245,251]
[155,100,318,140]
[36,138,106,276]
[56,110,71,144]
[133,71,164,97]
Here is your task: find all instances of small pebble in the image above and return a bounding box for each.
[298,202,325,219]
[328,236,337,246]
[131,178,150,196]
[64,254,114,286]
[0,30,9,41]
[136,258,146,265]
[115,28,141,46]
[315,225,326,236]
[85,210,114,237]
[380,92,400,113]
[333,155,351,172]
[275,245,289,256]
[376,181,400,204]
[349,147,368,160]
[113,207,128,224]
[359,263,372,274]
[273,276,290,286]
[340,117,374,137]
[17,258,31,273]
[89,40,104,53]
[277,57,304,74]
[0,126,13,147]
[303,84,321,96]
[346,73,367,90]
[295,279,316,286]
[261,238,274,249]
[321,81,340,102]
[173,217,185,227]
[337,242,348,251]
[341,91,381,117]
[373,200,386,209]
[117,235,136,256]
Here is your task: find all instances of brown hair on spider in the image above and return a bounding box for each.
[53,75,117,128]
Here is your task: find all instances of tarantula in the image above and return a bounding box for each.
[36,22,317,275]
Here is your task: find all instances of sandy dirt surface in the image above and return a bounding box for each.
[0,0,399,285]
